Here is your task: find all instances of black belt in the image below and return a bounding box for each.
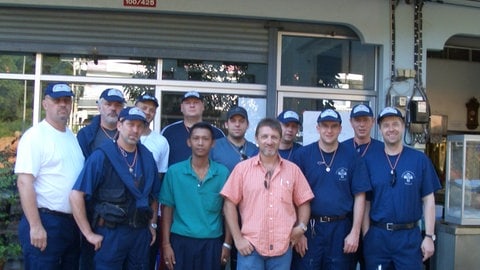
[371,221,417,231]
[311,215,347,223]
[38,208,72,218]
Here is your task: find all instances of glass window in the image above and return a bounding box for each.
[283,97,375,144]
[42,54,157,79]
[0,53,35,74]
[0,79,34,138]
[281,34,376,90]
[161,92,266,142]
[162,59,267,84]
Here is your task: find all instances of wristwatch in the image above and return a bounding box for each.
[425,234,436,241]
[151,223,158,229]
[298,222,308,232]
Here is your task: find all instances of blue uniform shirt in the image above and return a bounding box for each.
[365,146,442,223]
[161,120,225,166]
[210,137,258,172]
[278,142,302,161]
[292,142,371,216]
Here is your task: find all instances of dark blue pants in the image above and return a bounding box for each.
[18,212,80,270]
[363,226,423,270]
[292,218,357,270]
[170,233,223,270]
[94,224,151,270]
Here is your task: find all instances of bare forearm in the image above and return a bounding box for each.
[69,190,93,238]
[161,205,174,246]
[423,193,436,235]
[296,202,311,225]
[17,173,42,227]
[223,199,242,242]
[351,192,366,236]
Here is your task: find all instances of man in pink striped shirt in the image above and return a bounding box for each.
[221,118,314,270]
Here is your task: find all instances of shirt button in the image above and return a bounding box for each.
[270,205,273,208]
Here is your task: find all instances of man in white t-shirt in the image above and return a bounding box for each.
[15,82,85,269]
[136,94,170,270]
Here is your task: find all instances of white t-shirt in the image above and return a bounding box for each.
[15,120,84,213]
[140,130,169,173]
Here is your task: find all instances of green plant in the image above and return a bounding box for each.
[0,233,21,264]
[0,148,19,227]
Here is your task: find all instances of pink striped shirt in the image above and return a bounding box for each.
[220,155,314,256]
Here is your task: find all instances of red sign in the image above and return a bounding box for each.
[123,0,157,8]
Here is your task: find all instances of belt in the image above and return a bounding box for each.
[311,215,347,223]
[38,208,72,218]
[371,221,417,231]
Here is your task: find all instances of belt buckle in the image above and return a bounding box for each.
[319,216,329,222]
[386,223,394,231]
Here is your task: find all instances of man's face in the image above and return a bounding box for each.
[255,126,281,158]
[117,119,145,146]
[316,121,341,146]
[225,115,248,140]
[187,127,214,158]
[280,122,299,144]
[136,101,157,124]
[98,99,124,126]
[42,96,72,125]
[180,98,204,118]
[379,116,404,146]
[350,116,374,140]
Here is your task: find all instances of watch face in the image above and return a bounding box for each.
[151,223,158,229]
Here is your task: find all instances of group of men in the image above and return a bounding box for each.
[15,82,441,270]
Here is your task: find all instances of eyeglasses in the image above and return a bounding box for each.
[239,147,248,160]
[391,170,397,187]
[264,170,272,190]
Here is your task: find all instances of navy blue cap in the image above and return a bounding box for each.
[377,107,404,124]
[118,107,147,123]
[317,109,342,124]
[227,106,248,121]
[44,83,74,99]
[277,110,300,124]
[182,91,202,101]
[350,104,373,118]
[99,88,125,103]
[136,94,159,107]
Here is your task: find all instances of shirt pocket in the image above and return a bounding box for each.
[202,192,223,214]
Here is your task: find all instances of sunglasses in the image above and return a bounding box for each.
[264,170,273,190]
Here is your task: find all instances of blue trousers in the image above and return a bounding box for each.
[363,226,423,270]
[292,218,357,270]
[18,212,80,270]
[94,224,151,270]
[170,233,223,270]
[237,247,292,270]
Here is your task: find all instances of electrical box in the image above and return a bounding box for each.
[393,96,408,107]
[409,100,429,123]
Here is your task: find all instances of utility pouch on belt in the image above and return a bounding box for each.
[94,202,128,226]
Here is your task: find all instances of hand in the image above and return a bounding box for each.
[235,237,254,256]
[86,232,104,251]
[343,232,359,254]
[163,244,176,270]
[293,235,308,257]
[30,224,47,251]
[421,237,435,261]
[149,227,156,246]
[220,246,230,266]
[290,225,305,246]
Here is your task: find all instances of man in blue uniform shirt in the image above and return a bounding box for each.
[291,109,371,270]
[362,107,441,270]
[70,107,160,270]
[210,106,258,172]
[277,110,302,161]
[161,91,224,166]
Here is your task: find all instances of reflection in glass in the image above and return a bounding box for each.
[0,80,34,139]
[281,35,376,90]
[0,53,35,74]
[42,54,157,80]
[162,59,267,84]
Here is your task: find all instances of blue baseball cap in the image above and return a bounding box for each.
[99,88,125,103]
[377,107,404,124]
[350,104,374,118]
[227,106,248,121]
[136,94,159,107]
[317,109,342,124]
[118,107,147,123]
[44,83,74,99]
[277,110,300,124]
[182,91,202,102]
